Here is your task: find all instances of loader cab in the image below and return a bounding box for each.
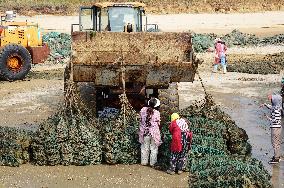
[74,2,145,33]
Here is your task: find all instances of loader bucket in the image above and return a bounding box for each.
[71,32,198,88]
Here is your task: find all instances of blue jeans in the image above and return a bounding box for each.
[213,55,227,73]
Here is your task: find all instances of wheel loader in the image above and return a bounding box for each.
[0,11,49,81]
[67,2,199,120]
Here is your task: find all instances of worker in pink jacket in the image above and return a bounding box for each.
[213,38,227,74]
[139,98,162,167]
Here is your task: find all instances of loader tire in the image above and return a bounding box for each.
[159,82,179,123]
[0,44,32,81]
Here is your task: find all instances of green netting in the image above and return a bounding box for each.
[42,32,71,63]
[180,95,251,156]
[190,175,268,188]
[190,161,271,188]
[192,136,228,152]
[190,127,223,138]
[31,112,102,166]
[0,127,33,167]
[192,33,217,53]
[100,94,140,164]
[184,74,271,187]
[31,82,102,166]
[190,155,266,173]
[192,29,284,52]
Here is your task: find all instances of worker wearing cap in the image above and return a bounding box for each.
[138,98,162,167]
[166,113,192,175]
[213,38,227,74]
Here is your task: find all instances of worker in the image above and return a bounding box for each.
[213,38,227,74]
[138,98,162,167]
[166,113,192,175]
[260,93,282,164]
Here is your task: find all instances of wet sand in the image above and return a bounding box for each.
[0,164,188,188]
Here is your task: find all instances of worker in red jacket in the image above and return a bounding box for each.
[166,113,192,175]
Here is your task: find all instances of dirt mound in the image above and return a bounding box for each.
[1,0,283,15]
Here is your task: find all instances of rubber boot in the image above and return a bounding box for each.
[223,66,227,74]
[212,64,218,73]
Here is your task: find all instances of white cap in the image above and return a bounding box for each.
[154,98,160,108]
[148,98,160,108]
[214,38,222,43]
